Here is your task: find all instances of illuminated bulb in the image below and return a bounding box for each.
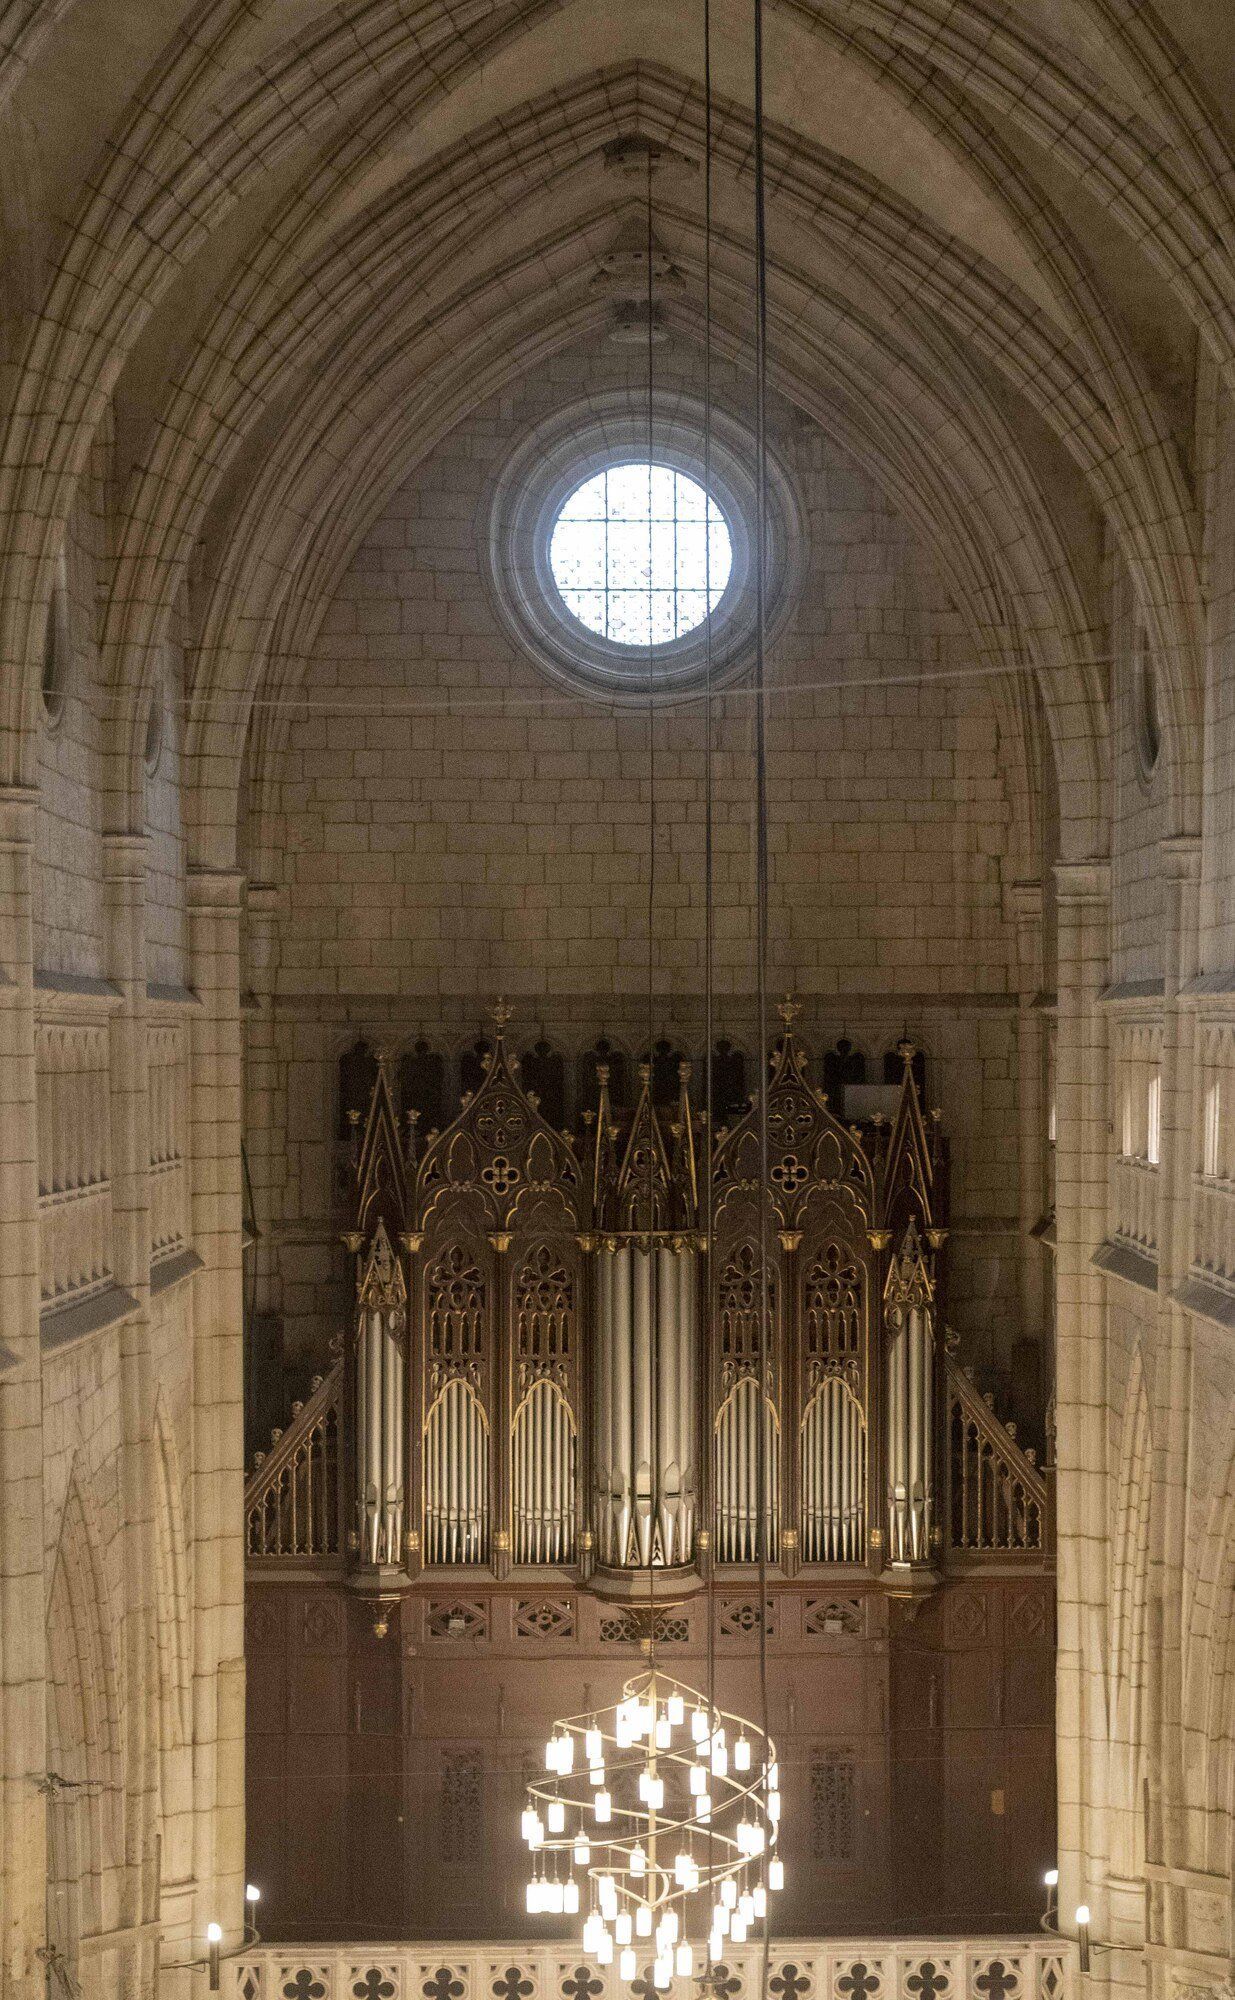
[668,1694,685,1726]
[721,1881,738,1910]
[630,1845,647,1878]
[768,1761,779,1788]
[245,1885,261,1906]
[564,1881,580,1915]
[690,1765,706,1796]
[636,1905,653,1938]
[615,1913,632,1946]
[739,1893,755,1925]
[596,1934,614,1967]
[638,1772,664,1810]
[655,1717,672,1749]
[711,1741,729,1779]
[714,1905,731,1937]
[620,1950,637,1982]
[676,1945,694,1978]
[599,1875,617,1918]
[547,1801,565,1833]
[731,1915,748,1945]
[638,1701,654,1736]
[1076,1906,1091,1927]
[525,1881,540,1915]
[734,1734,752,1772]
[526,1814,544,1850]
[653,1959,671,1990]
[586,1729,603,1763]
[521,1809,537,1842]
[769,1857,785,1892]
[1045,1869,1059,1888]
[695,1791,712,1821]
[672,1850,692,1886]
[660,1911,679,1945]
[590,1763,605,1788]
[768,1790,782,1823]
[594,1791,612,1823]
[573,1840,591,1866]
[207,1924,223,1945]
[753,1885,767,1918]
[692,1706,710,1742]
[709,1933,724,1964]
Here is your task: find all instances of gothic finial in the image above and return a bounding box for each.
[491,997,513,1033]
[778,995,802,1028]
[897,1034,917,1066]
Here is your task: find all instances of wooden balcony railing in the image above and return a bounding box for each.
[946,1357,1048,1556]
[244,1362,344,1560]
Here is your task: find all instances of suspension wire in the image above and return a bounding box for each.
[702,0,719,1927]
[752,0,774,1984]
[645,140,658,1666]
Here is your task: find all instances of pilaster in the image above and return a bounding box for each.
[0,784,46,1999]
[186,865,246,1963]
[1052,859,1111,1958]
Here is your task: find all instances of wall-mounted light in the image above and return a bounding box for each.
[1075,1905,1091,1973]
[207,1922,222,1991]
[245,1885,261,1906]
[1042,1868,1058,1928]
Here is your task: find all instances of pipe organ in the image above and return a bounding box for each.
[245,1003,1053,1938]
[321,998,974,1599]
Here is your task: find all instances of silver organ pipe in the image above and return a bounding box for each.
[354,1308,406,1567]
[800,1377,866,1562]
[886,1256,935,1565]
[714,1377,780,1564]
[512,1380,576,1564]
[424,1378,488,1565]
[592,1241,698,1569]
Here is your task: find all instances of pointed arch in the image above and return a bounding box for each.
[152,1393,194,1890]
[1107,1347,1152,1884]
[45,1463,123,1964]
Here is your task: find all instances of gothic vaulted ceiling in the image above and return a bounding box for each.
[3,0,1233,856]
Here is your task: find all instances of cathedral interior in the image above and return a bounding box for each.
[4,2,1235,1998]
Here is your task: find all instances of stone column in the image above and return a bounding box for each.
[1010,880,1049,1349]
[1052,860,1111,1958]
[0,786,46,2000]
[103,830,161,1996]
[186,866,247,1963]
[1144,837,1202,1991]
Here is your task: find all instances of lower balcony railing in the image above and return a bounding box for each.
[228,1938,1074,2000]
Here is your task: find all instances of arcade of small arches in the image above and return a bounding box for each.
[3,4,1235,2000]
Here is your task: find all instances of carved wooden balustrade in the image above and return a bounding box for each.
[946,1357,1048,1557]
[244,1362,345,1560]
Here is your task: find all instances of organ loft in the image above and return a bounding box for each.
[244,1003,1053,1939]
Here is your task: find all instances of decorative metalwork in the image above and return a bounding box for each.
[244,1366,343,1559]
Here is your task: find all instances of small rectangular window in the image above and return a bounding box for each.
[1146,1070,1161,1167]
[1203,1077,1222,1179]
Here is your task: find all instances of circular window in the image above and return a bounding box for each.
[485,395,803,702]
[548,463,732,647]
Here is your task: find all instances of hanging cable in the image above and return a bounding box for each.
[645,138,659,1652]
[702,0,719,1936]
[752,0,775,1982]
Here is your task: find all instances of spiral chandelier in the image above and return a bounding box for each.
[522,1667,782,1984]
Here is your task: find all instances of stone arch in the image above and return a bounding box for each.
[1107,1347,1153,1886]
[44,1463,123,1970]
[152,1394,194,1892]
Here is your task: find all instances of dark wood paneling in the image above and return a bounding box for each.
[246,1575,1055,1940]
